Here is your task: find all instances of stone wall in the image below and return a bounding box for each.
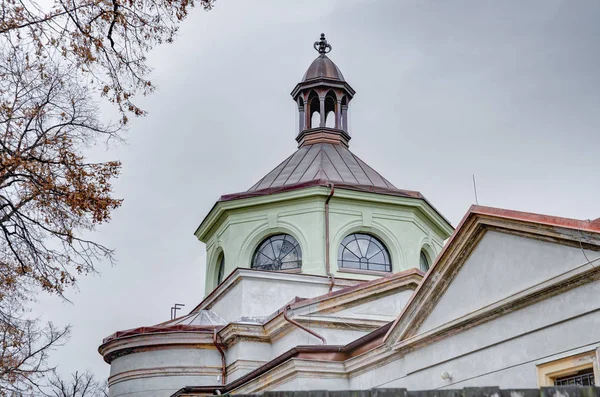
[231,388,600,397]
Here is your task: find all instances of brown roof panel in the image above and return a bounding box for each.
[246,143,398,193]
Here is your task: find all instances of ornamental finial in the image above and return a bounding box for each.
[313,33,332,55]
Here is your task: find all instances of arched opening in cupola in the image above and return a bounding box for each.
[325,90,337,128]
[307,91,320,129]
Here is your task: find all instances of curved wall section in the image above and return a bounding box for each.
[100,331,222,397]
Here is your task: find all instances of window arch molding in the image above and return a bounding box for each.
[331,221,405,272]
[238,222,308,273]
[417,238,437,273]
[208,245,225,290]
[338,232,392,272]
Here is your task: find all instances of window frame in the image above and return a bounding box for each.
[420,250,430,272]
[251,233,303,272]
[337,232,392,273]
[537,350,599,387]
[216,253,225,285]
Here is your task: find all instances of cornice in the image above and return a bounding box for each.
[99,331,215,364]
[385,212,600,344]
[227,359,267,375]
[231,358,348,394]
[220,314,386,348]
[108,365,221,387]
[390,257,600,353]
[195,187,327,241]
[195,186,452,243]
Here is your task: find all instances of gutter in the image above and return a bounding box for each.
[325,182,336,293]
[283,304,327,345]
[212,329,227,385]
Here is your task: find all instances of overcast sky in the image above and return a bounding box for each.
[34,0,600,383]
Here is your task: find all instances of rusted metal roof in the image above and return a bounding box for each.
[247,143,398,193]
[101,310,226,344]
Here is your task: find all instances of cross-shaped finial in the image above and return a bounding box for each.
[313,33,332,54]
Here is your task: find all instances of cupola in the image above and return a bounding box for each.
[291,34,355,148]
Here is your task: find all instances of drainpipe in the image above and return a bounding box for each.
[283,304,327,345]
[325,183,336,293]
[212,329,227,385]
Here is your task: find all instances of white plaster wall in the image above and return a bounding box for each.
[226,340,273,363]
[109,348,221,397]
[223,286,414,382]
[334,290,414,320]
[225,340,272,381]
[272,327,367,357]
[209,276,334,322]
[419,231,599,333]
[271,375,350,391]
[349,280,600,390]
[110,375,214,397]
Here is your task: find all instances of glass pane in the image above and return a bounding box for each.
[281,248,299,263]
[217,255,225,284]
[261,241,276,260]
[366,241,381,258]
[341,234,355,246]
[343,248,360,262]
[271,238,284,258]
[254,251,273,269]
[339,258,360,269]
[357,237,370,257]
[279,240,294,259]
[338,233,391,272]
[369,251,386,265]
[369,263,389,272]
[420,251,430,272]
[252,234,302,271]
[345,240,361,258]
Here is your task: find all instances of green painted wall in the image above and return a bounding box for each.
[196,186,453,295]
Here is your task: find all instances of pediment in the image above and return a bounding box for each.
[384,205,600,346]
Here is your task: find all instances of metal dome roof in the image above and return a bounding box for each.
[302,54,345,82]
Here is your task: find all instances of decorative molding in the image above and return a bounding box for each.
[231,358,348,394]
[108,365,222,387]
[536,350,598,387]
[385,212,600,345]
[99,332,216,364]
[227,359,268,377]
[267,213,278,229]
[390,262,600,353]
[195,186,452,244]
[362,212,372,227]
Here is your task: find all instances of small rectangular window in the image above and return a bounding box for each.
[554,368,595,386]
[537,350,599,387]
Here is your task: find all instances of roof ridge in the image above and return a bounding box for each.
[337,144,376,186]
[250,152,295,191]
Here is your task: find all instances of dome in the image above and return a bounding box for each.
[302,54,345,82]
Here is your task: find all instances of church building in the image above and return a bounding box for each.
[99,35,600,397]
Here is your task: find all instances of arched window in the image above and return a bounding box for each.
[252,234,302,271]
[419,250,430,272]
[216,253,225,285]
[338,233,391,272]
